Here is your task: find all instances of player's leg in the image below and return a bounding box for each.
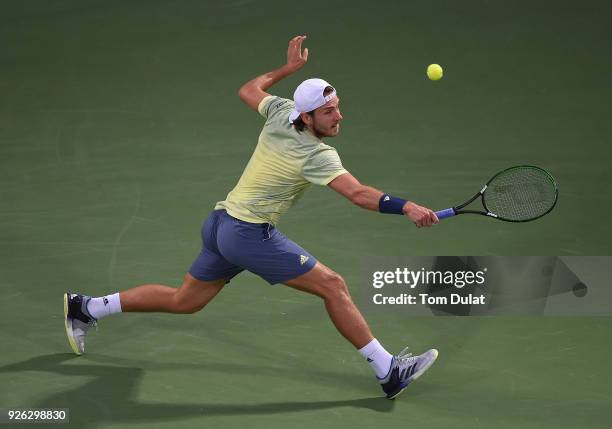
[284,261,438,399]
[119,273,225,313]
[283,261,395,378]
[284,261,373,349]
[64,275,226,355]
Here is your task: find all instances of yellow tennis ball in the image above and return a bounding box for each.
[427,64,443,81]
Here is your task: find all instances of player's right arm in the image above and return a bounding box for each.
[328,172,438,228]
[238,35,309,112]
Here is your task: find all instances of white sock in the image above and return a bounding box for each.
[86,293,122,320]
[359,338,394,379]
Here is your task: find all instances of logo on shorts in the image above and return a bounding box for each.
[103,297,109,306]
[300,255,309,265]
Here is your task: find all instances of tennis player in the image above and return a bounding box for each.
[64,35,439,399]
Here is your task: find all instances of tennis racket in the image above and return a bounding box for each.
[435,165,558,222]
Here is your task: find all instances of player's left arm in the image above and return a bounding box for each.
[238,35,309,112]
[328,172,439,227]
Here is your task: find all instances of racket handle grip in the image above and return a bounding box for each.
[435,208,456,219]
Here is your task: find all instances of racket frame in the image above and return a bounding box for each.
[437,165,558,222]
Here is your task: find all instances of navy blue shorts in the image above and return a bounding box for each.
[188,210,317,285]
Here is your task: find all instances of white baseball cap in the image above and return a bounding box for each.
[288,78,337,124]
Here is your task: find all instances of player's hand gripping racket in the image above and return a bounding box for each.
[435,165,558,222]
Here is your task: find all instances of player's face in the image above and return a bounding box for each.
[311,97,342,138]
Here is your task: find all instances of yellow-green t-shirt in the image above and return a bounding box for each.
[214,95,347,225]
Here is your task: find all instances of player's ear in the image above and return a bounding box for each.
[300,112,312,126]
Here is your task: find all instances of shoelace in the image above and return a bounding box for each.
[396,347,416,362]
[396,347,418,380]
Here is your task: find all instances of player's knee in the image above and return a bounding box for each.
[173,295,206,314]
[322,272,350,301]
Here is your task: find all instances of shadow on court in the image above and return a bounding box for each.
[0,353,395,427]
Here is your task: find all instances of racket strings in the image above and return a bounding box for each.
[484,167,557,221]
